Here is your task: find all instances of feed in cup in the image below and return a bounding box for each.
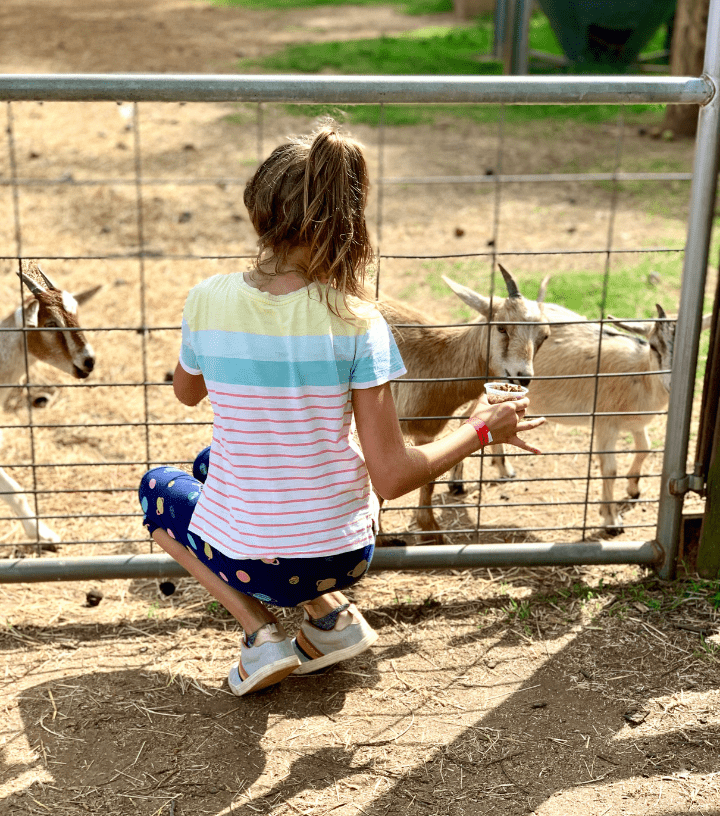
[484,381,529,405]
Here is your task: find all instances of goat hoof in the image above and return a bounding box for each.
[605,525,624,538]
[40,541,60,552]
[378,536,407,548]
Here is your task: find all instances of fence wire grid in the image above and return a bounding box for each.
[0,67,717,577]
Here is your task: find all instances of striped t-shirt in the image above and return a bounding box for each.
[178,272,407,560]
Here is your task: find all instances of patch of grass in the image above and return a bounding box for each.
[237,11,670,128]
[206,600,232,617]
[505,597,532,620]
[253,23,497,76]
[415,255,685,322]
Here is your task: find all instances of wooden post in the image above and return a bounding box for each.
[662,0,710,137]
[697,271,720,577]
[697,401,720,577]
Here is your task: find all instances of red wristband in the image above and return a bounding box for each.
[465,417,493,446]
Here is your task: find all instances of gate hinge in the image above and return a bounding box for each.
[669,474,705,496]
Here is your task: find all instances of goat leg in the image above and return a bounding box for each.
[0,466,61,545]
[594,423,623,535]
[448,440,516,496]
[448,460,466,495]
[626,427,651,500]
[415,480,445,546]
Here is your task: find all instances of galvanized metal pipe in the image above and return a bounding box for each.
[656,0,720,579]
[0,74,712,105]
[0,541,661,583]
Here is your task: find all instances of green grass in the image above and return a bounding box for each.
[255,23,497,75]
[414,254,687,322]
[213,0,452,13]
[234,10,671,128]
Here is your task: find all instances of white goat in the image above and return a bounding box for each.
[376,265,550,543]
[1,261,100,545]
[449,291,712,533]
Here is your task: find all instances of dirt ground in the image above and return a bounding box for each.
[1,1,720,814]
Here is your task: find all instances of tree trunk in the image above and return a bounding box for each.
[662,0,710,137]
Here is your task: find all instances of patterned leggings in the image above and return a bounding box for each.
[139,447,374,608]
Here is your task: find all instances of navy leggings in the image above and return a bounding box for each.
[139,447,374,608]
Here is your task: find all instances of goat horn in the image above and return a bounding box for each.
[17,271,46,297]
[537,274,551,304]
[498,264,521,299]
[35,264,58,290]
[655,303,667,320]
[607,315,652,337]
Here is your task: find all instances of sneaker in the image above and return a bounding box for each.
[227,623,301,696]
[291,604,378,675]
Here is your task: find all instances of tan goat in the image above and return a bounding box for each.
[1,261,100,545]
[376,265,549,543]
[449,294,712,534]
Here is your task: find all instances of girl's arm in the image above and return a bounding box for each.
[352,384,544,501]
[173,362,208,406]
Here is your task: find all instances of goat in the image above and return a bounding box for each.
[1,261,100,545]
[449,291,712,534]
[376,265,550,543]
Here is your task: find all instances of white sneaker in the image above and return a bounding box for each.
[292,604,378,675]
[228,623,301,695]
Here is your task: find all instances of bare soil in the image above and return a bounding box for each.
[1,2,719,815]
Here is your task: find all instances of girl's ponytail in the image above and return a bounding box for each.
[244,120,373,303]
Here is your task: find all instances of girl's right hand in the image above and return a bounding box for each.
[469,394,546,454]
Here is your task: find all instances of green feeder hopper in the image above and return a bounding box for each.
[535,0,677,69]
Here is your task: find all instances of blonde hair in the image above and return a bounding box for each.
[243,121,373,302]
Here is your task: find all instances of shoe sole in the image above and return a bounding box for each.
[292,629,378,675]
[228,655,301,695]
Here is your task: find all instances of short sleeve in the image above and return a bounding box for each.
[350,313,406,389]
[178,296,201,375]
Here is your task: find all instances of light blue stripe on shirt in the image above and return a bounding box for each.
[186,328,350,362]
[197,356,354,388]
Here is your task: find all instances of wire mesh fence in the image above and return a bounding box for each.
[0,69,717,576]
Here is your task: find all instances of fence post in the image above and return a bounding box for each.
[656,0,720,579]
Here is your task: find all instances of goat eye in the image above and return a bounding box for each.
[45,321,58,328]
[496,325,507,334]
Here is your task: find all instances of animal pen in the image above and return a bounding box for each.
[0,1,719,585]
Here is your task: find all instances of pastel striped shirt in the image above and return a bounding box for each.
[178,273,407,560]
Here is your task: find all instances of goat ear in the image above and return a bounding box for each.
[498,265,521,299]
[17,271,46,297]
[22,299,40,327]
[701,313,713,331]
[442,275,491,317]
[74,284,103,306]
[537,274,551,304]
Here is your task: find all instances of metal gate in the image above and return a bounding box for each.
[0,2,718,583]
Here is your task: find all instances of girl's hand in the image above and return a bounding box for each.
[470,394,545,454]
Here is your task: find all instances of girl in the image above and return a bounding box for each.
[139,122,544,696]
